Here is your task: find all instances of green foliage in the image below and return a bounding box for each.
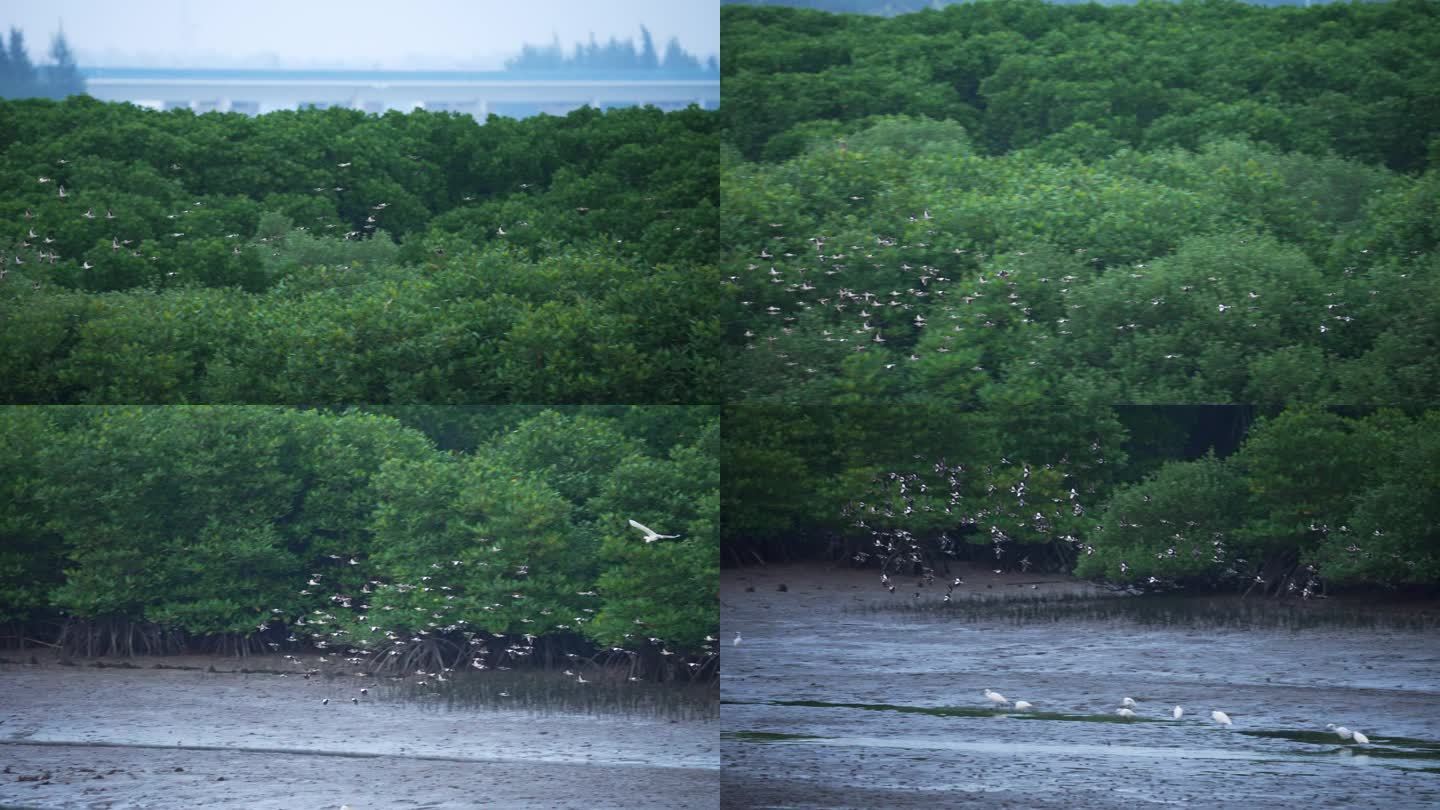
[4,406,718,657]
[0,99,719,404]
[1075,454,1248,584]
[723,1,1439,170]
[588,421,720,649]
[0,408,63,623]
[1075,406,1440,591]
[722,4,1436,408]
[729,401,1438,593]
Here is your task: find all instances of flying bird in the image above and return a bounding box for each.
[628,519,679,543]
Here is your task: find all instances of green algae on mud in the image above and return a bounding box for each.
[725,731,828,743]
[767,698,1162,723]
[1241,729,1440,761]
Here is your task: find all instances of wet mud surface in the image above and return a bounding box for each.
[0,658,717,809]
[721,563,1440,809]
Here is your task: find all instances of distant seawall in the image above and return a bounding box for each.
[79,67,720,118]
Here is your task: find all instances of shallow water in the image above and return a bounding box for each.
[721,564,1440,809]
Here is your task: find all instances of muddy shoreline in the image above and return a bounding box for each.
[0,655,718,809]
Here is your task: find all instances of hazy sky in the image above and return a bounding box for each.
[4,0,719,69]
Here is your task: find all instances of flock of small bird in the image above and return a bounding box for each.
[251,517,702,703]
[4,159,395,287]
[844,455,1102,594]
[841,450,1378,596]
[728,202,1364,381]
[4,158,586,289]
[981,689,1373,745]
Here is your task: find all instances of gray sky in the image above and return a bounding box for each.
[4,0,718,69]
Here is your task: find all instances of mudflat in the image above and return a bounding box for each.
[721,562,1440,809]
[0,657,718,809]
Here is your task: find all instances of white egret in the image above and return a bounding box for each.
[1013,700,1033,711]
[1121,697,1137,708]
[1117,708,1136,718]
[733,632,742,646]
[1173,706,1184,720]
[628,519,680,543]
[1211,710,1232,727]
[983,689,1009,707]
[1327,723,1354,741]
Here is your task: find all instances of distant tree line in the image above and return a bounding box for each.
[507,26,718,73]
[0,26,85,99]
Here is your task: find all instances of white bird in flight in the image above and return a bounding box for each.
[628,519,679,543]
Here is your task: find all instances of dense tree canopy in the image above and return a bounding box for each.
[0,98,720,403]
[721,1,1439,406]
[0,406,718,677]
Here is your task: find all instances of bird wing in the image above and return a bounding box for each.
[628,519,654,536]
